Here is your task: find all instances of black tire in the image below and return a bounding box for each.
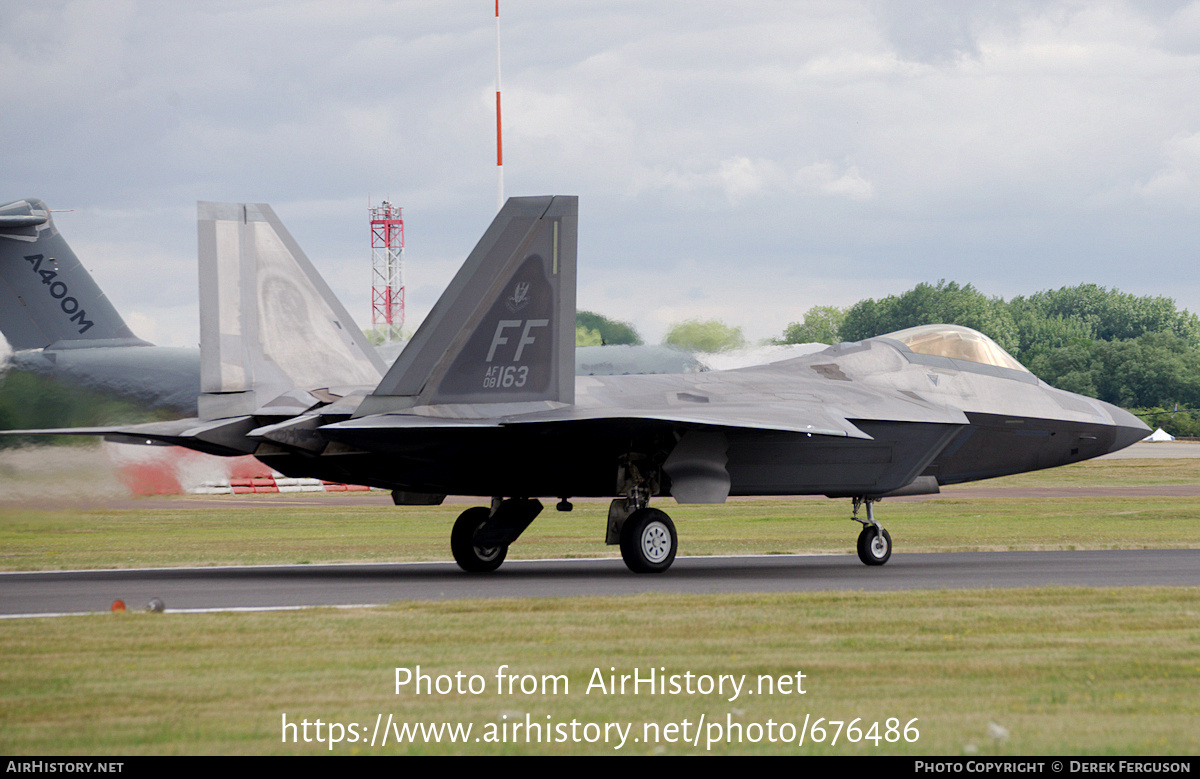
[451,507,507,573]
[856,525,892,566]
[619,508,677,574]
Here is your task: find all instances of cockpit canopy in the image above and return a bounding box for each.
[880,324,1029,373]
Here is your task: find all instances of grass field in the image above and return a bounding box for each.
[1,450,1198,755]
[2,589,1197,755]
[0,495,1198,571]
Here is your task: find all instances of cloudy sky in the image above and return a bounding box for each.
[3,1,1199,350]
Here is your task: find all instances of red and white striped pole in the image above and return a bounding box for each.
[495,0,504,211]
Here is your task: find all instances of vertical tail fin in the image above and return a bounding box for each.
[355,195,577,417]
[197,202,385,420]
[0,198,146,351]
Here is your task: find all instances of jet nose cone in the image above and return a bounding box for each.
[1100,401,1151,454]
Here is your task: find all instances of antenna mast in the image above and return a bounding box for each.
[495,1,504,211]
[370,201,405,342]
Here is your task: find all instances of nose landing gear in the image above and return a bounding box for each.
[851,497,892,566]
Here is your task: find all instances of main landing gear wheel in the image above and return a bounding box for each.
[451,507,508,573]
[619,508,677,574]
[856,525,892,566]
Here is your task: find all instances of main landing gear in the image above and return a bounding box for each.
[450,498,542,573]
[618,507,678,573]
[450,506,507,572]
[606,486,678,574]
[851,496,892,566]
[451,493,681,574]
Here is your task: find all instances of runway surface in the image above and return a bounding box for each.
[3,549,1197,617]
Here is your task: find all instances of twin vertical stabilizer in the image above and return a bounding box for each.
[195,197,577,423]
[355,195,577,417]
[197,202,385,420]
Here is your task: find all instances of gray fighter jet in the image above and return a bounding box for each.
[6,196,1149,574]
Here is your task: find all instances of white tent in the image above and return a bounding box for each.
[1144,427,1176,442]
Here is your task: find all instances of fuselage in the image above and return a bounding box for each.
[277,332,1148,500]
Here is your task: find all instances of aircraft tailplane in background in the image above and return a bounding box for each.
[0,198,147,351]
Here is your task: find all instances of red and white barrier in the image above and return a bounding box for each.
[102,442,371,496]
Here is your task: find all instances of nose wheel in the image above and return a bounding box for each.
[856,524,892,566]
[851,497,892,566]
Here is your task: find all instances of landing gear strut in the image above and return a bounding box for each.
[851,497,892,566]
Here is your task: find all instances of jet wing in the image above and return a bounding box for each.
[322,401,872,439]
[510,405,870,437]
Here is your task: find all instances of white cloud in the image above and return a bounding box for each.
[625,156,873,206]
[1136,131,1200,202]
[3,1,1200,349]
[795,161,876,201]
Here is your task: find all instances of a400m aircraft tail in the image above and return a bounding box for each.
[0,197,148,351]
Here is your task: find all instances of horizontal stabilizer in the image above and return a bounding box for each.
[0,416,259,457]
[0,214,48,230]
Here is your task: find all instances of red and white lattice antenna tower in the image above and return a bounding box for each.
[369,200,405,342]
[495,0,504,211]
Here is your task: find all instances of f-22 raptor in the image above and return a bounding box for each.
[7,196,1149,573]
